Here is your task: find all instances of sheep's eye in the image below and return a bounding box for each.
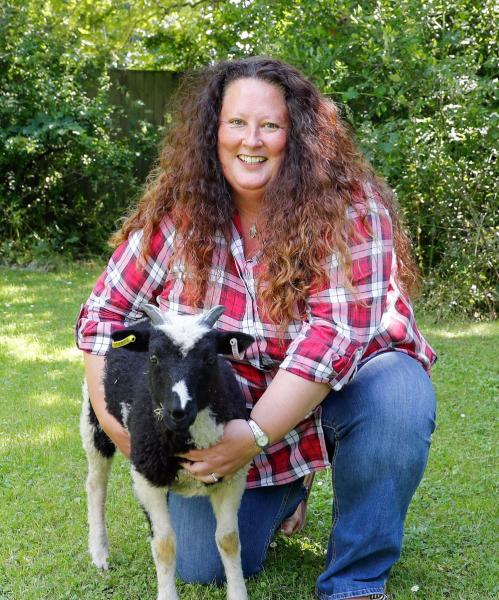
[150,355,159,365]
[205,354,216,366]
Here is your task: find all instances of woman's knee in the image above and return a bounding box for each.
[338,352,435,431]
[175,535,265,584]
[169,488,273,585]
[176,552,263,585]
[176,555,226,585]
[168,493,226,584]
[366,358,435,470]
[375,353,436,444]
[323,352,436,478]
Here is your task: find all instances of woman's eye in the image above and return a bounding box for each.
[228,118,244,127]
[150,355,159,365]
[263,122,279,130]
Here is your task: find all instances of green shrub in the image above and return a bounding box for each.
[0,2,160,264]
[341,3,498,320]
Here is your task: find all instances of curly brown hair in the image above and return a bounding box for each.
[113,57,419,326]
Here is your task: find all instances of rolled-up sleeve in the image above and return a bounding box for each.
[280,198,394,390]
[76,222,173,355]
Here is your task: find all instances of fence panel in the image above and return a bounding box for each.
[109,69,180,129]
[108,69,180,180]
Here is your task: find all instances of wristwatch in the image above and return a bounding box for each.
[247,418,270,450]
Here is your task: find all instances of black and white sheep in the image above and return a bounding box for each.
[80,304,254,600]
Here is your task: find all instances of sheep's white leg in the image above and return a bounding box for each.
[80,392,113,569]
[209,480,248,600]
[85,451,113,569]
[132,469,177,600]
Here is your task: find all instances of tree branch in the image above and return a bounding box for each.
[154,0,223,16]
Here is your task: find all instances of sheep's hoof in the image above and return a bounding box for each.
[91,550,109,570]
[227,583,248,600]
[156,590,178,600]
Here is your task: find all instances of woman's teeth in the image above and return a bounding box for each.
[238,155,267,164]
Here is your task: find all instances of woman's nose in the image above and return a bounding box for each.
[242,125,263,147]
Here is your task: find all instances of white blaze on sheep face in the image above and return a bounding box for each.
[171,379,191,410]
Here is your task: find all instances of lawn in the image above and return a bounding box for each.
[0,264,497,600]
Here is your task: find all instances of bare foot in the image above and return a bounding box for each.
[280,473,315,537]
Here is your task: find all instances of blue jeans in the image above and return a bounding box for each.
[169,351,436,599]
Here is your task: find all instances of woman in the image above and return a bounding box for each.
[77,57,436,600]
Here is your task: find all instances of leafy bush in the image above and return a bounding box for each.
[0,2,159,264]
[333,2,498,320]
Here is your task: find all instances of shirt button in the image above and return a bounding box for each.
[260,356,275,368]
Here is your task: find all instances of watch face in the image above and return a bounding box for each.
[257,432,269,448]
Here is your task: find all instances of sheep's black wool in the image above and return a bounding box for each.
[97,318,252,487]
[88,402,116,459]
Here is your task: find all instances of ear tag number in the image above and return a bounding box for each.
[112,334,136,348]
[230,337,245,360]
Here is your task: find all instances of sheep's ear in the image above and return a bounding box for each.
[216,332,254,358]
[110,328,150,352]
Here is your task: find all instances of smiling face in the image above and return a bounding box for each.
[217,77,289,206]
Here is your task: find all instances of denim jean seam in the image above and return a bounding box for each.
[259,480,302,571]
[329,435,340,567]
[315,585,385,600]
[320,421,339,566]
[321,413,337,430]
[319,424,386,599]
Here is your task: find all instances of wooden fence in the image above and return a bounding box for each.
[109,69,180,129]
[108,69,180,179]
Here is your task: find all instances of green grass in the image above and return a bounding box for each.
[0,264,497,600]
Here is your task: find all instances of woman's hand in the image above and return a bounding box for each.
[177,419,259,483]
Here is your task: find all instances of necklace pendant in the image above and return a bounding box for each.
[249,223,258,239]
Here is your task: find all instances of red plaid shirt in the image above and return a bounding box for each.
[76,191,436,488]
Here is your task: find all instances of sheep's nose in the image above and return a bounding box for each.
[170,408,186,421]
[165,405,194,431]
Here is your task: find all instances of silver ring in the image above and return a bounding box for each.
[210,473,220,483]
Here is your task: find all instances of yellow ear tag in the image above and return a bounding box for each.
[111,334,136,348]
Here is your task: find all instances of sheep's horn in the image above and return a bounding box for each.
[141,303,168,325]
[201,305,225,328]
